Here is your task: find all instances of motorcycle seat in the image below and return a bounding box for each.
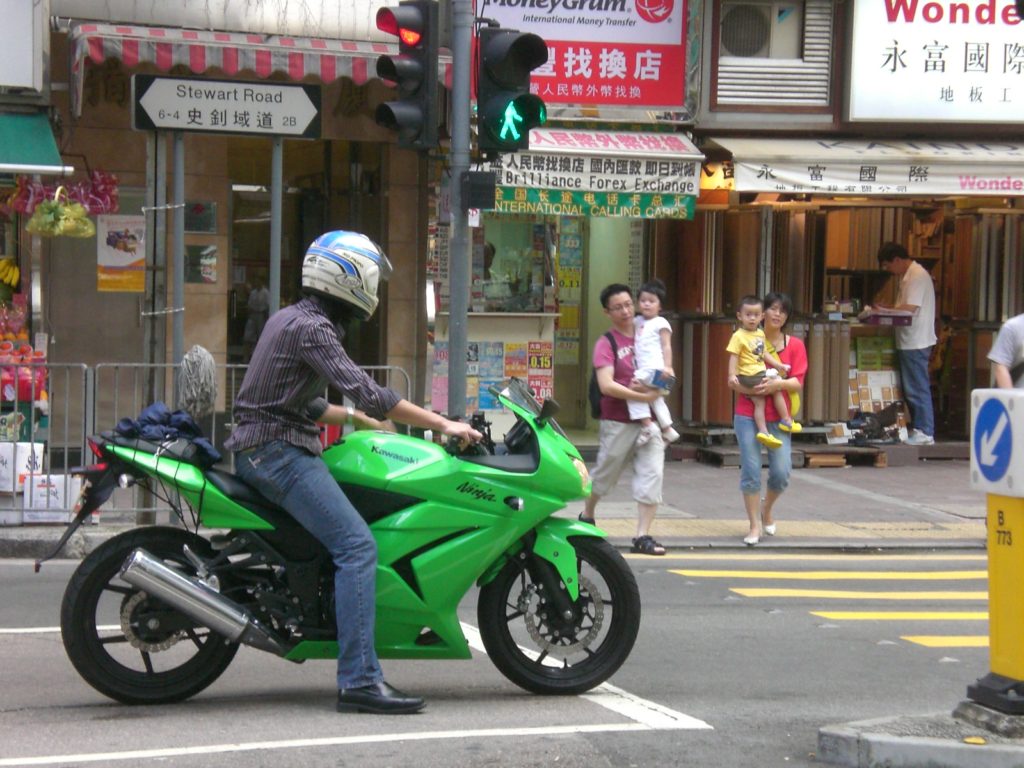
[205,468,282,510]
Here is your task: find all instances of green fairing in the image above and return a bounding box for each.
[109,388,599,663]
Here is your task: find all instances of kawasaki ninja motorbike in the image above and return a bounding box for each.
[48,379,640,705]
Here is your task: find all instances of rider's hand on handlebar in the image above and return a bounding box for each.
[442,419,483,448]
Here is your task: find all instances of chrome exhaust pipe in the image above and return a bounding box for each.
[120,548,289,656]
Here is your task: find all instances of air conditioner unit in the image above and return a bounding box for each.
[0,0,49,100]
[720,2,803,59]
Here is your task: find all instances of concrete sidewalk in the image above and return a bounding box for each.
[571,457,986,550]
[0,455,988,559]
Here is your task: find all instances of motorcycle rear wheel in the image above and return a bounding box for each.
[61,527,240,704]
[477,536,640,695]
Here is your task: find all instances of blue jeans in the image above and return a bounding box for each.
[897,347,934,437]
[235,440,383,690]
[734,414,791,496]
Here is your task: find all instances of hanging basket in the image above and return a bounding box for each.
[25,186,96,239]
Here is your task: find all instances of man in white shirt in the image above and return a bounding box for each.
[876,242,937,445]
[989,313,1024,389]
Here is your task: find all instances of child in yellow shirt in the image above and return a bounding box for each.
[727,295,801,449]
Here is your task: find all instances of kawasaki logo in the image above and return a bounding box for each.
[370,445,416,464]
[456,481,497,502]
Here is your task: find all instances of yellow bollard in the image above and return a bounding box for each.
[969,391,1024,712]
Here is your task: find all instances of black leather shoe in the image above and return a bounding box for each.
[336,681,425,714]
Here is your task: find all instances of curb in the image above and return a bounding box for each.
[818,714,1024,768]
[0,526,985,561]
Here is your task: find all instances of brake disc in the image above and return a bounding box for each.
[520,575,604,655]
[120,591,185,652]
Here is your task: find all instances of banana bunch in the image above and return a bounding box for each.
[0,259,19,288]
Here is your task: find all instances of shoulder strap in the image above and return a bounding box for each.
[605,331,617,358]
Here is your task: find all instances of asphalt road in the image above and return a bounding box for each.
[0,551,991,767]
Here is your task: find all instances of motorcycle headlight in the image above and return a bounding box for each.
[571,457,590,488]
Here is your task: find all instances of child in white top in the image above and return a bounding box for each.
[629,280,680,446]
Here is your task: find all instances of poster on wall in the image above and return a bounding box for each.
[96,214,145,293]
[432,339,555,413]
[186,245,218,284]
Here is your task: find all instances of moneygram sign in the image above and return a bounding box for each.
[476,0,687,108]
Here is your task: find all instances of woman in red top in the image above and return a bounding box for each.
[728,292,808,546]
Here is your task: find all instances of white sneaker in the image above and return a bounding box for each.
[662,427,680,443]
[905,429,935,446]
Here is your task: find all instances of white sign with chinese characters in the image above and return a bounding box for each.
[717,137,1024,196]
[849,0,1024,122]
[132,75,320,137]
[492,129,701,197]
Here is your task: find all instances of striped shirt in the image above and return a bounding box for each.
[224,295,401,456]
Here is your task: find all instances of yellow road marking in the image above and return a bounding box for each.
[672,569,987,580]
[901,635,989,648]
[638,553,986,562]
[811,611,989,620]
[732,588,988,600]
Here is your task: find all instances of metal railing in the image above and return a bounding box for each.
[0,362,412,526]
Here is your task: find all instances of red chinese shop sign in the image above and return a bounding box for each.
[476,0,688,108]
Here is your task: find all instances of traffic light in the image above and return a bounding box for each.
[375,0,439,150]
[477,27,548,153]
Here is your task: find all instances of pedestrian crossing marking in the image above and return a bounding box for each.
[731,588,987,600]
[672,569,986,580]
[901,635,989,648]
[811,611,988,621]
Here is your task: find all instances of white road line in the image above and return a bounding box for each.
[0,626,118,634]
[0,725,653,767]
[459,621,710,731]
[0,624,710,766]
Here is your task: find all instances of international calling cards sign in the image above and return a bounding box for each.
[476,0,688,107]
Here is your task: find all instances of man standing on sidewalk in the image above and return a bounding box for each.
[989,312,1024,389]
[876,242,937,446]
[580,283,665,556]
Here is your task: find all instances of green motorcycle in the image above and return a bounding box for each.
[52,379,641,704]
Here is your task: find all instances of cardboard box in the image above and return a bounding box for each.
[0,442,44,493]
[22,474,83,523]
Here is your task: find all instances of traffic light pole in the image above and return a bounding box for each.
[446,0,473,419]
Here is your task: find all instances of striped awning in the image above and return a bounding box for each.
[69,22,451,116]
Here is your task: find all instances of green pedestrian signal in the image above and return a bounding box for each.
[476,26,547,154]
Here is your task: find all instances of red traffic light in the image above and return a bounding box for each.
[376,7,425,48]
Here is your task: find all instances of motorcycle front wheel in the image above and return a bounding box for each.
[61,527,239,704]
[477,536,641,695]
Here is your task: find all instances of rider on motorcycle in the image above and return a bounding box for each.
[225,230,481,714]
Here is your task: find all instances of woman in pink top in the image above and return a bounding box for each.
[728,292,808,546]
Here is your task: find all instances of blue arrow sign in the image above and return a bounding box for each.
[974,398,1012,483]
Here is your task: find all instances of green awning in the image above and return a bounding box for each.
[0,113,72,176]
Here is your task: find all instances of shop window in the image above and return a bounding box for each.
[712,0,833,110]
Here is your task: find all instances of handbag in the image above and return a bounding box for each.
[25,186,96,239]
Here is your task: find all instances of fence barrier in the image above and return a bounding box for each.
[0,362,411,526]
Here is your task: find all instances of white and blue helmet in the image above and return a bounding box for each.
[301,231,393,320]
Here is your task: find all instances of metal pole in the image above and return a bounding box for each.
[172,131,185,375]
[269,136,283,314]
[447,0,473,418]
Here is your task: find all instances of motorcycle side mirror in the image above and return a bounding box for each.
[536,398,560,428]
